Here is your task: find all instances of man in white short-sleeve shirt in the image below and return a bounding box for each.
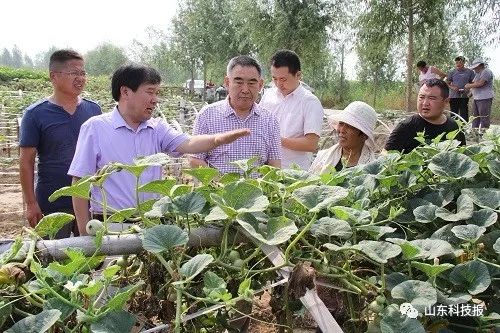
[260,49,324,169]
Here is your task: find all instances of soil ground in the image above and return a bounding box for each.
[0,160,25,239]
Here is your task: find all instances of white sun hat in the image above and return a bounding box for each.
[469,59,486,70]
[328,101,378,144]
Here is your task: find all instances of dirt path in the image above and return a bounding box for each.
[0,163,25,239]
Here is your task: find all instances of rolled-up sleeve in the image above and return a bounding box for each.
[68,122,99,178]
[303,98,324,136]
[191,110,208,161]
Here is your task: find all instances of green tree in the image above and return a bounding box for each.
[0,48,13,67]
[24,54,34,68]
[34,46,58,69]
[358,0,450,111]
[85,43,129,76]
[11,45,23,68]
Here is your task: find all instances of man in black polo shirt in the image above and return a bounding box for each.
[385,79,466,153]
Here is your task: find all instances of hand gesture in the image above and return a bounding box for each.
[214,128,251,145]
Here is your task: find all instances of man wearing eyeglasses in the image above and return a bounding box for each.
[19,49,101,238]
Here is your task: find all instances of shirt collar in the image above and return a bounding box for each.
[222,98,261,119]
[276,84,306,100]
[111,105,153,131]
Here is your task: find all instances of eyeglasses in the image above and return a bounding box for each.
[55,70,87,77]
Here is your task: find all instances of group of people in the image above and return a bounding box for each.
[20,49,477,239]
[417,57,494,130]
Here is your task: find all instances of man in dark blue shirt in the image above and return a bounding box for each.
[19,49,101,238]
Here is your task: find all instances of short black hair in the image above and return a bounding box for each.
[454,56,465,62]
[416,60,427,68]
[111,63,161,101]
[49,49,83,70]
[423,78,449,99]
[270,50,301,75]
[226,55,262,76]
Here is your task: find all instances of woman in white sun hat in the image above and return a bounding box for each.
[310,101,378,174]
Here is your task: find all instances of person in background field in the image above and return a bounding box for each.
[68,63,250,235]
[446,56,475,121]
[259,49,323,170]
[417,60,446,86]
[310,101,378,174]
[189,55,281,174]
[385,78,466,153]
[465,59,495,132]
[19,49,101,239]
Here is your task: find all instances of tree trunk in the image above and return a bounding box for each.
[405,0,415,112]
[340,43,345,103]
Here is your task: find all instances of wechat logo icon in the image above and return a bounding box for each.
[399,303,419,319]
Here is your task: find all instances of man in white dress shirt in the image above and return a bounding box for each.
[260,50,324,170]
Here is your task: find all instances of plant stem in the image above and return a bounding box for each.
[174,287,183,333]
[284,214,317,263]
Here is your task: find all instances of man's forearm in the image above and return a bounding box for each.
[19,162,36,204]
[72,177,90,235]
[281,135,319,152]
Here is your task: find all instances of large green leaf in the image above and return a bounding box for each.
[467,209,497,227]
[179,254,214,282]
[0,300,12,327]
[331,206,371,225]
[212,181,269,214]
[493,238,500,254]
[5,309,61,333]
[411,262,454,278]
[34,213,74,238]
[118,153,171,177]
[379,304,425,333]
[357,225,396,240]
[391,280,437,313]
[230,156,259,173]
[451,224,486,243]
[435,194,474,221]
[102,282,144,311]
[203,271,231,302]
[449,260,491,295]
[184,167,219,185]
[355,240,401,263]
[48,177,92,201]
[292,185,348,213]
[409,239,455,259]
[48,248,104,276]
[138,178,176,196]
[428,152,479,179]
[423,188,454,207]
[386,238,422,260]
[461,188,500,209]
[144,197,173,218]
[436,290,472,305]
[107,208,137,223]
[205,206,229,221]
[412,204,437,223]
[236,213,297,245]
[43,298,76,320]
[487,158,500,179]
[142,225,188,253]
[172,192,206,215]
[430,224,462,246]
[90,310,136,333]
[310,217,352,239]
[203,271,227,297]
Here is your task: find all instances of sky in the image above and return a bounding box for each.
[1,0,499,79]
